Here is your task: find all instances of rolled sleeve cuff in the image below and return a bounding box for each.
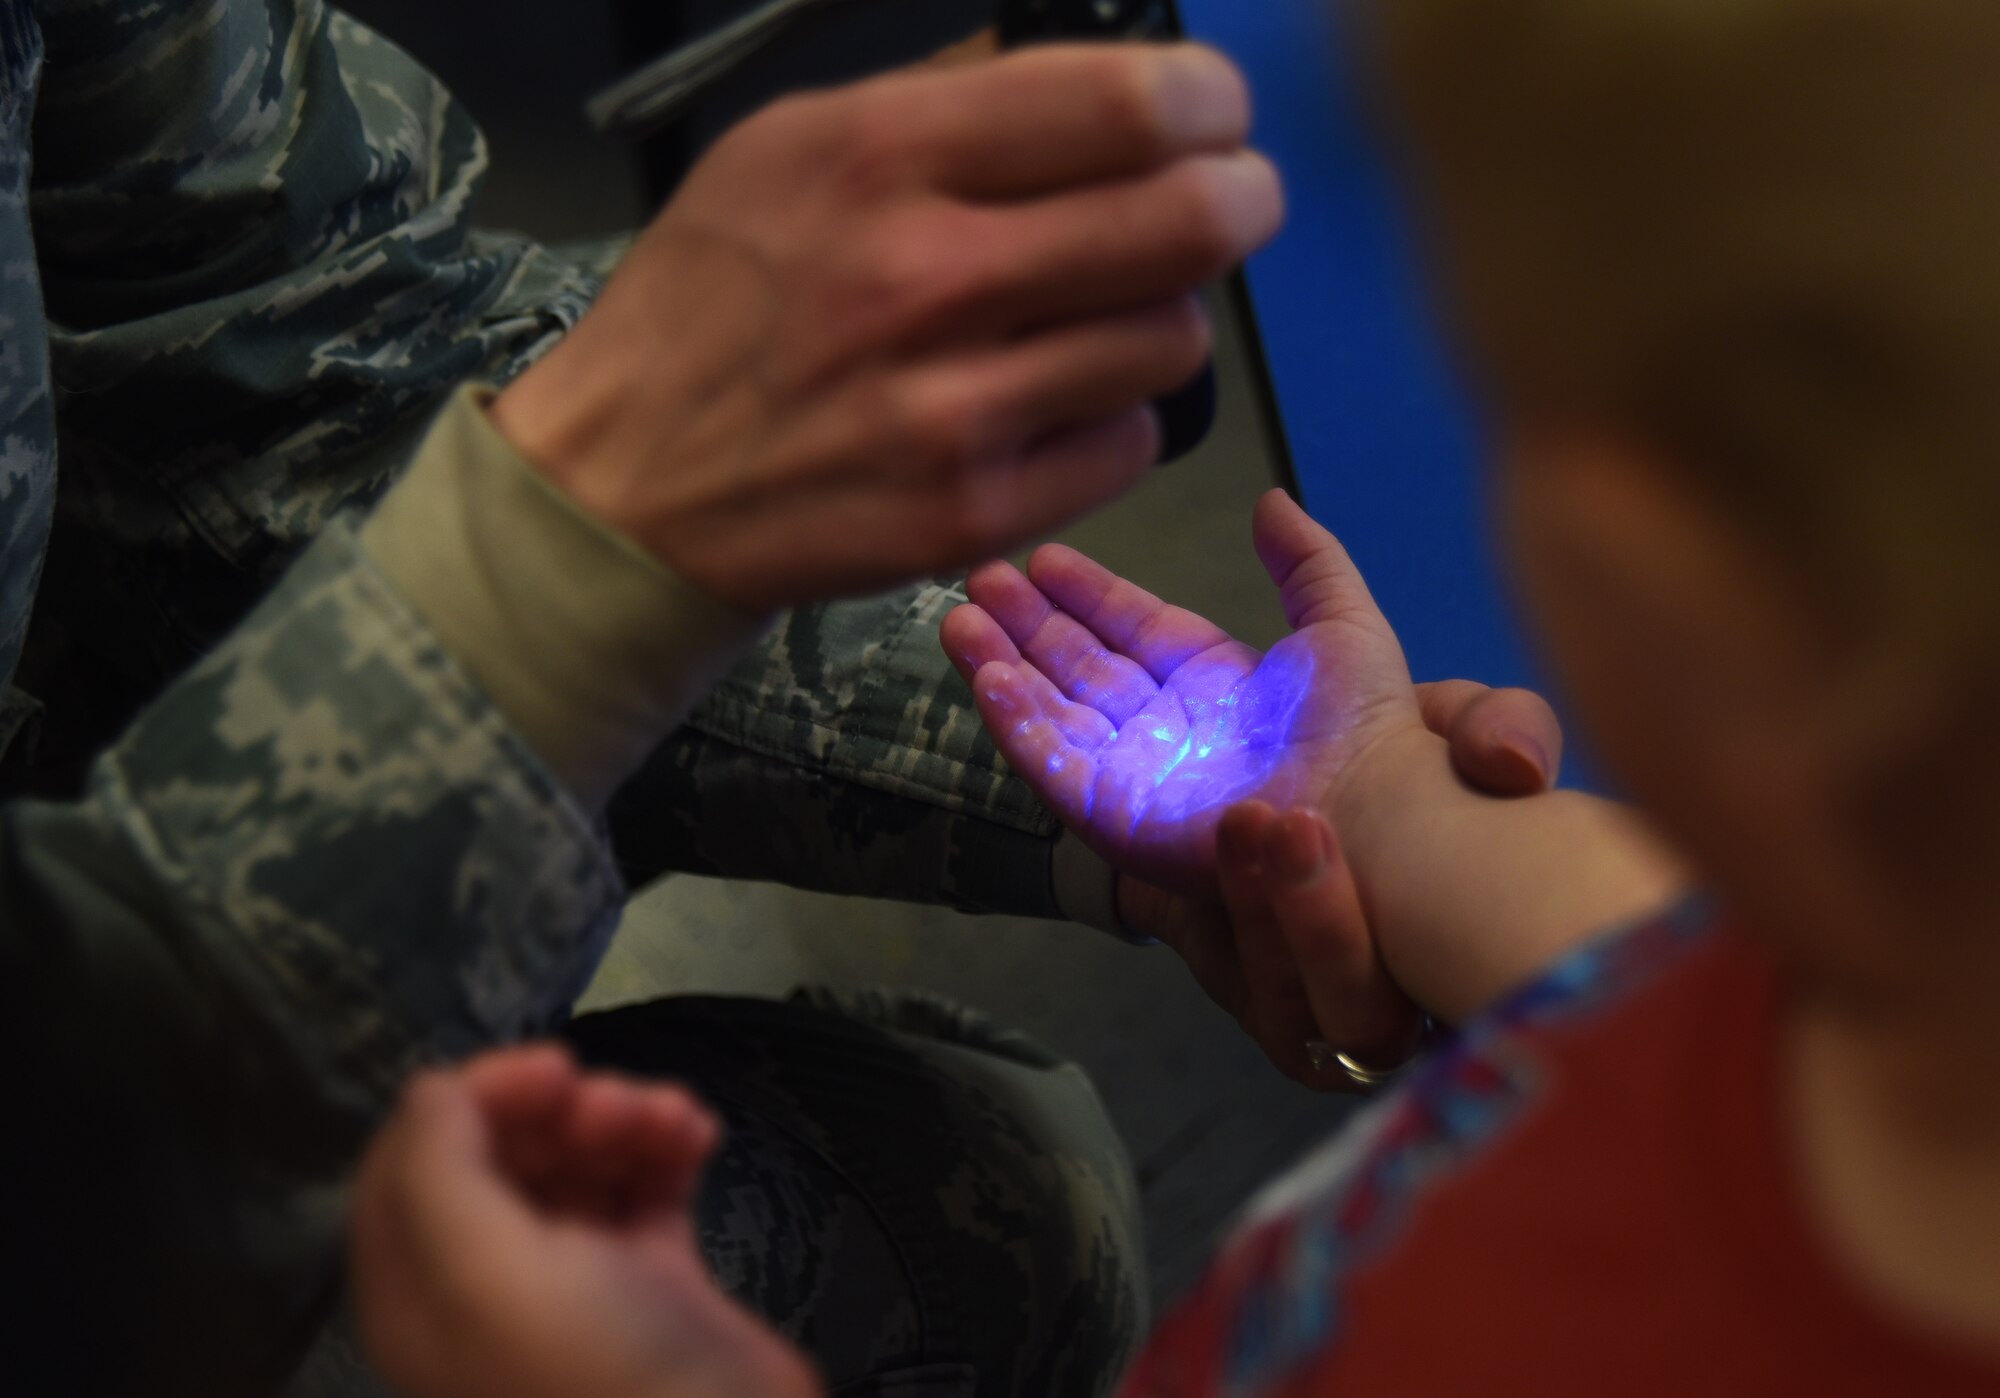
[98,521,629,1109]
[361,385,768,811]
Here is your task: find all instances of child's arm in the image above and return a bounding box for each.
[944,487,1689,1036]
[1327,725,1688,1024]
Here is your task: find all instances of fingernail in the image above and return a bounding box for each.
[1161,46,1247,143]
[1270,814,1325,884]
[1496,729,1552,784]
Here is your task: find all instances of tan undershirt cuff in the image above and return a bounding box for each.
[361,385,768,811]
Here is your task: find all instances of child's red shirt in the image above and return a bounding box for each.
[1123,902,2000,1396]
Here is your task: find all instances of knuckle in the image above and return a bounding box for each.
[1173,165,1250,270]
[830,93,916,201]
[883,381,993,472]
[928,482,1009,567]
[920,395,996,468]
[859,210,994,335]
[732,90,826,163]
[1092,54,1176,161]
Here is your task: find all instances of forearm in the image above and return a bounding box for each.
[1334,726,1690,1023]
[360,396,1105,923]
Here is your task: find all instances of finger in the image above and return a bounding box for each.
[963,561,1162,727]
[1215,804,1339,1088]
[945,407,1162,562]
[560,1074,672,1221]
[942,596,1023,682]
[952,151,1282,339]
[972,661,1101,823]
[368,1070,540,1289]
[1445,685,1565,796]
[1416,679,1564,796]
[627,1090,725,1217]
[942,599,1119,748]
[1264,811,1423,1060]
[904,296,1212,483]
[1251,489,1392,633]
[1415,679,1494,741]
[885,43,1253,198]
[460,1043,578,1113]
[1025,545,1236,684]
[919,27,999,71]
[784,407,1159,598]
[459,1045,582,1199]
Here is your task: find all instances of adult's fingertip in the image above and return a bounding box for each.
[964,560,1018,598]
[1266,809,1327,885]
[1217,801,1273,865]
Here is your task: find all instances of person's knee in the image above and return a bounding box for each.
[802,987,1149,1398]
[564,990,1147,1398]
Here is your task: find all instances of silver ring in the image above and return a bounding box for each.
[1306,1020,1434,1092]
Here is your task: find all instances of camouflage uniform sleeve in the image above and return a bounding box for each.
[23,0,1084,923]
[4,521,625,1398]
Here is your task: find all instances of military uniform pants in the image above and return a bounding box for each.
[290,990,1146,1398]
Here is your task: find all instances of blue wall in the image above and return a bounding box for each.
[1179,0,1543,701]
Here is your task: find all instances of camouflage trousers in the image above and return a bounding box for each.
[290,989,1148,1398]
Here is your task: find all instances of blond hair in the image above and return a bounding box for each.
[1365,0,2000,661]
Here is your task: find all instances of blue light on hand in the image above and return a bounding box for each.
[1087,645,1318,837]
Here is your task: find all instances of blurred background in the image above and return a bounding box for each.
[334,0,1342,1307]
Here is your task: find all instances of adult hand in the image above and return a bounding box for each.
[1115,681,1562,1087]
[492,44,1282,614]
[943,488,1531,890]
[351,1047,818,1398]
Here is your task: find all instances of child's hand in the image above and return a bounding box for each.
[1118,681,1563,1087]
[350,1047,820,1398]
[945,489,1449,891]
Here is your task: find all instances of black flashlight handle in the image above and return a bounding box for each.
[998,0,1216,465]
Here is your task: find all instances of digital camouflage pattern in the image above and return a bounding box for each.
[14,0,1064,923]
[0,2,1128,1396]
[293,991,1149,1398]
[571,992,1147,1398]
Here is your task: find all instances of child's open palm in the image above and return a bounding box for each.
[943,489,1425,891]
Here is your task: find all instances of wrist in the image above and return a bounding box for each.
[1325,720,1454,840]
[489,346,645,540]
[485,224,778,599]
[364,386,768,811]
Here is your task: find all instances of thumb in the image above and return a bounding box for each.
[1251,489,1389,633]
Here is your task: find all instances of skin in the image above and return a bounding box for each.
[949,489,1688,1025]
[350,449,2000,1395]
[350,667,1567,1398]
[490,41,1284,616]
[351,1047,819,1398]
[939,543,1568,1081]
[972,439,2000,1351]
[355,13,2000,1391]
